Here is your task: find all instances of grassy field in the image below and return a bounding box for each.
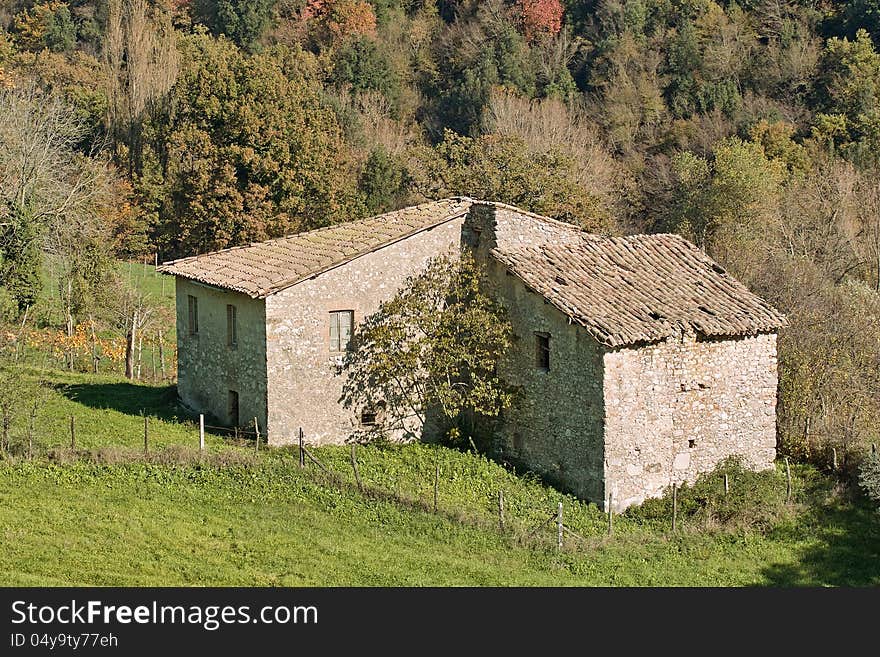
[1,366,879,586]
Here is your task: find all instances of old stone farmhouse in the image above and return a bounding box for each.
[160,198,787,509]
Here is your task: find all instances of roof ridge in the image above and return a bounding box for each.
[158,197,473,297]
[476,200,591,233]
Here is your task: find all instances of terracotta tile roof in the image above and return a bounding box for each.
[158,198,473,298]
[491,231,787,348]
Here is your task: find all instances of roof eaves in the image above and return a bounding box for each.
[490,248,786,349]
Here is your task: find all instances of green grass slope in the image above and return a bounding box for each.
[1,364,878,586]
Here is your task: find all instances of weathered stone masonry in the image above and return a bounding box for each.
[487,256,606,503]
[174,278,268,430]
[603,332,778,510]
[164,198,786,510]
[161,199,471,445]
[264,217,463,445]
[464,201,785,510]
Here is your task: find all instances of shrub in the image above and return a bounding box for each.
[625,457,791,532]
[858,450,880,509]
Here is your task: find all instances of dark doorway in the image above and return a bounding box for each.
[228,390,240,427]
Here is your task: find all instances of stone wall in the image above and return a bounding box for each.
[462,202,585,254]
[603,332,778,510]
[466,203,605,502]
[484,258,607,502]
[264,217,464,446]
[175,278,268,430]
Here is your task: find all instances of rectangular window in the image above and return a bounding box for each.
[360,402,385,427]
[329,310,354,352]
[187,295,199,336]
[226,304,237,347]
[228,390,239,427]
[535,332,550,370]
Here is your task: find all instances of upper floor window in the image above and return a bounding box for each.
[329,310,354,352]
[187,295,199,336]
[227,304,237,347]
[535,332,550,371]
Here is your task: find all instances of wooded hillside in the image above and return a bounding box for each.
[1,1,879,475]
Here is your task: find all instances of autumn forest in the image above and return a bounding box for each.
[1,0,880,479]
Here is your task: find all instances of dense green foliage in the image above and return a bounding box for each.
[146,32,362,256]
[341,253,512,443]
[2,0,880,492]
[193,0,278,51]
[859,450,880,509]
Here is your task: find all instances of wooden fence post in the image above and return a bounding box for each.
[298,428,305,468]
[199,414,205,452]
[350,443,363,492]
[28,408,35,459]
[143,413,149,457]
[253,417,260,454]
[433,463,440,513]
[70,415,76,450]
[157,331,166,381]
[672,483,678,533]
[557,502,563,550]
[498,490,505,532]
[785,456,792,504]
[607,493,613,536]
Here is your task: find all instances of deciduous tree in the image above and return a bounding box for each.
[0,85,113,315]
[412,129,614,233]
[148,34,363,256]
[341,252,512,443]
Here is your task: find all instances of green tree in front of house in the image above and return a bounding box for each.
[340,252,512,444]
[860,448,880,510]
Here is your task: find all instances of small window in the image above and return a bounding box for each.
[226,304,237,347]
[329,310,354,352]
[187,295,199,336]
[360,401,385,427]
[512,432,523,451]
[228,390,239,427]
[535,332,550,370]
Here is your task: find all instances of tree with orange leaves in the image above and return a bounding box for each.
[517,0,563,42]
[305,0,377,43]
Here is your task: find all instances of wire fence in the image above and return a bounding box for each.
[0,411,808,553]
